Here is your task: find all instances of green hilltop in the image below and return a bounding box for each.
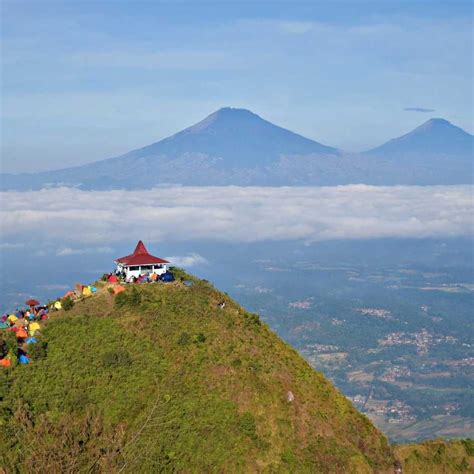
[0,270,472,473]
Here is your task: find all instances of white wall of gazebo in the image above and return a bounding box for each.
[116,263,167,279]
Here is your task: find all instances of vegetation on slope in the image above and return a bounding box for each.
[0,270,397,473]
[394,439,474,473]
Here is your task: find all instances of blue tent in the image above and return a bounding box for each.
[160,272,175,282]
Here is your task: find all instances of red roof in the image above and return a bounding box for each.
[115,241,169,266]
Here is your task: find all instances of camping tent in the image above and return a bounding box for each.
[113,285,126,295]
[16,329,28,339]
[160,272,175,282]
[29,322,41,335]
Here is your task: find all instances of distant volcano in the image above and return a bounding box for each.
[366,118,473,156]
[128,107,339,168]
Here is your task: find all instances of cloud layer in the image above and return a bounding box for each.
[1,185,472,246]
[164,254,208,268]
[404,107,436,113]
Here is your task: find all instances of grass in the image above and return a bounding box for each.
[0,271,469,472]
[394,439,474,473]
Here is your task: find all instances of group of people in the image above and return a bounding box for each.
[105,270,175,285]
[0,304,48,367]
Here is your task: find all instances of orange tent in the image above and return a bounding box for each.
[113,285,126,294]
[16,329,28,339]
[0,359,11,368]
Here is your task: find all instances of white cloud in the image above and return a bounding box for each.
[276,21,315,35]
[55,247,84,256]
[165,253,208,267]
[254,286,273,294]
[289,300,313,310]
[55,246,113,256]
[0,185,472,246]
[0,242,24,249]
[37,284,70,291]
[68,50,245,71]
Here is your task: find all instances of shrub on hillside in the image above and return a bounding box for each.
[239,412,258,440]
[177,332,191,346]
[1,331,18,356]
[114,287,142,309]
[29,341,48,361]
[245,313,261,326]
[281,449,297,465]
[114,292,128,308]
[61,297,75,311]
[128,287,142,306]
[177,332,206,346]
[195,332,206,343]
[231,358,242,368]
[0,339,7,359]
[101,350,132,368]
[461,439,474,456]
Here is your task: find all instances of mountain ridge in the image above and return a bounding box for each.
[1,269,472,472]
[114,106,340,168]
[0,108,472,189]
[366,117,473,156]
[0,270,397,472]
[0,268,474,474]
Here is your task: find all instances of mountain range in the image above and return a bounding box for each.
[1,108,472,190]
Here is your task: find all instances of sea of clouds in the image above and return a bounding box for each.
[2,185,473,246]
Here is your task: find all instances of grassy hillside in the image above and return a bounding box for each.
[395,439,474,473]
[0,271,471,473]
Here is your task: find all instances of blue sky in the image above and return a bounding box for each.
[1,0,473,172]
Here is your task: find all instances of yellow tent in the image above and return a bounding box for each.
[29,322,41,335]
[54,301,62,310]
[7,314,17,322]
[82,286,92,297]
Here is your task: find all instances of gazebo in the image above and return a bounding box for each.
[115,241,169,279]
